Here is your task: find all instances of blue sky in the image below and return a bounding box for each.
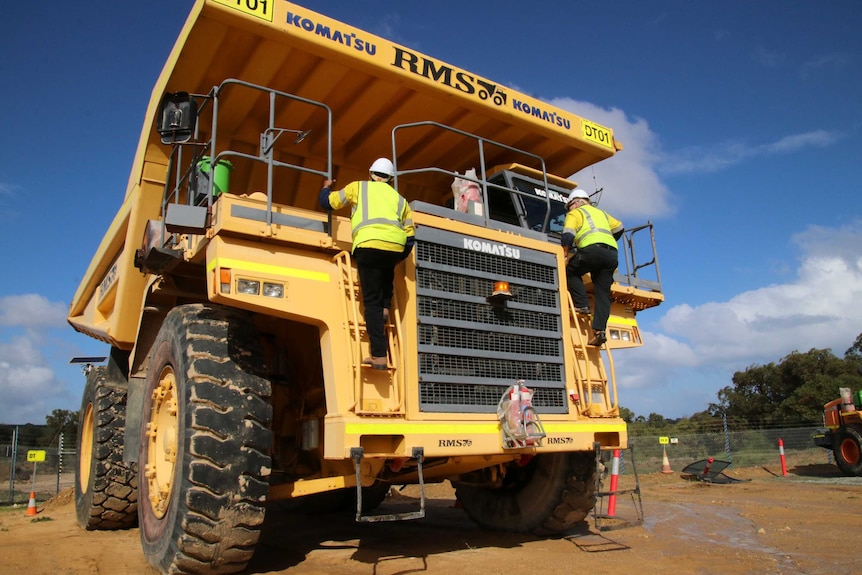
[1,1,860,424]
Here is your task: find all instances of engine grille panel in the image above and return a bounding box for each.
[418,324,559,357]
[418,241,556,284]
[414,227,567,413]
[419,383,567,412]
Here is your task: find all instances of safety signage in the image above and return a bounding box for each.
[27,450,46,462]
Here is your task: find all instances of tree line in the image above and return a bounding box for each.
[0,410,77,449]
[622,333,862,436]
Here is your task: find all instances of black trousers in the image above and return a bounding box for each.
[566,244,619,332]
[354,247,405,357]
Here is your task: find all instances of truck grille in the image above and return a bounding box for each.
[414,227,567,413]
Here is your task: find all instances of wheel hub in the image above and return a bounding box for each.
[840,436,861,465]
[78,403,94,492]
[145,366,179,519]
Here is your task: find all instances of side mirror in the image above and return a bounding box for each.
[157,92,198,144]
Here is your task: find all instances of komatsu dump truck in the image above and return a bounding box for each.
[69,1,664,572]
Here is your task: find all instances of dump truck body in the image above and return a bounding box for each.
[69,1,664,572]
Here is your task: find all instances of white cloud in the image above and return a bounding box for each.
[661,129,840,175]
[752,46,786,68]
[0,294,67,328]
[0,336,68,424]
[618,222,862,417]
[0,294,79,423]
[541,101,840,222]
[0,180,17,220]
[550,97,674,221]
[799,53,851,79]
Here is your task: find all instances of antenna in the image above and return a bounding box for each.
[590,167,604,205]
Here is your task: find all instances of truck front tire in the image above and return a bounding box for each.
[138,304,273,574]
[455,451,596,535]
[75,366,138,530]
[834,426,862,477]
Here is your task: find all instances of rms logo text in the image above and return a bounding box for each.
[392,47,507,106]
[438,439,473,447]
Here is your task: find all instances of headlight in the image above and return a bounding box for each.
[263,282,284,298]
[237,279,260,295]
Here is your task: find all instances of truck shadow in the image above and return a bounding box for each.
[246,494,581,574]
[789,463,841,477]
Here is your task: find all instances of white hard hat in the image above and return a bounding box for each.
[369,158,395,178]
[566,189,589,206]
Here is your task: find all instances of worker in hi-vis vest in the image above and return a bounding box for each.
[561,188,624,347]
[319,158,415,369]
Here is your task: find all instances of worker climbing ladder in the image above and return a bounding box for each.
[335,250,405,415]
[566,293,619,416]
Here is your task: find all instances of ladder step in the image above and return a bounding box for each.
[351,447,426,522]
[592,443,644,532]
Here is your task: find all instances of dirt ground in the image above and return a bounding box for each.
[1,463,860,575]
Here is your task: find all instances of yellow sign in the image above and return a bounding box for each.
[27,450,46,462]
[212,0,274,22]
[582,119,614,149]
[658,436,669,445]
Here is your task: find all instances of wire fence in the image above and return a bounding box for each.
[2,444,77,505]
[2,425,833,505]
[624,425,830,475]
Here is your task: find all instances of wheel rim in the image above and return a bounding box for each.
[840,436,861,465]
[145,365,179,519]
[78,403,94,492]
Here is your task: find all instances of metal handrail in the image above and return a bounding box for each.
[160,78,333,234]
[390,120,553,232]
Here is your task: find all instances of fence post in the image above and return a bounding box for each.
[56,432,63,495]
[723,412,733,469]
[9,425,19,504]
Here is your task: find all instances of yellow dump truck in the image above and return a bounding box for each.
[69,1,663,572]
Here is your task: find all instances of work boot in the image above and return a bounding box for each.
[362,356,388,370]
[575,307,591,315]
[588,331,607,347]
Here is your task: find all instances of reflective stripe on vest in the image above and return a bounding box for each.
[574,205,616,248]
[351,181,408,249]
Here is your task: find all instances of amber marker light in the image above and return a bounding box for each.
[487,280,513,306]
[219,268,231,294]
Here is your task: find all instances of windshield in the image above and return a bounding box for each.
[511,176,569,235]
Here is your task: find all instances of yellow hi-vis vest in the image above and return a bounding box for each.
[350,181,409,251]
[573,205,617,249]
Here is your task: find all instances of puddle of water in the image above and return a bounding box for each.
[643,502,804,574]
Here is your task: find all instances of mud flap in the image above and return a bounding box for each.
[351,447,426,522]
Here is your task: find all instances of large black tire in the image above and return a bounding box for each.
[455,452,596,535]
[138,304,273,574]
[75,362,138,530]
[834,426,862,477]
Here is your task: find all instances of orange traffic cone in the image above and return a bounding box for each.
[661,446,674,475]
[26,491,38,516]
